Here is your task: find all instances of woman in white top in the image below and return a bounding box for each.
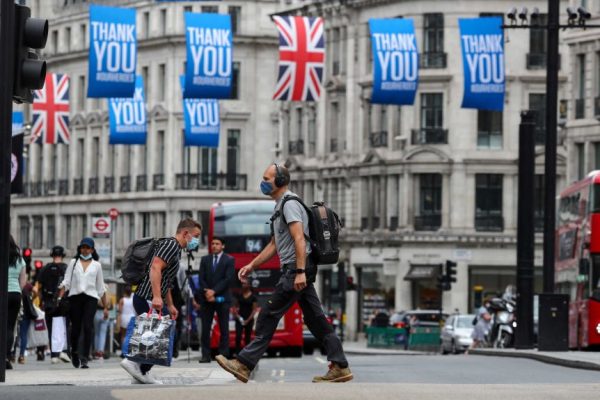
[58,237,108,369]
[117,285,136,351]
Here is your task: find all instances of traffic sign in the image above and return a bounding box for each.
[92,217,111,238]
[108,207,119,220]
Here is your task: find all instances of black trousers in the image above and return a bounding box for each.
[235,320,252,354]
[6,292,21,358]
[236,265,348,370]
[68,293,97,361]
[200,302,230,358]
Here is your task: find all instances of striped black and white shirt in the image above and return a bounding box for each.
[135,237,182,300]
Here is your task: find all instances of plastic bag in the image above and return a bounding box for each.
[122,312,175,367]
[27,307,49,348]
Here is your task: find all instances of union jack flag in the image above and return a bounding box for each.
[273,16,325,102]
[32,73,70,144]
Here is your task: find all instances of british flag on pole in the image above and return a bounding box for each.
[31,73,71,144]
[273,16,325,102]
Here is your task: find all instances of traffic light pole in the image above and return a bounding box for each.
[543,0,559,295]
[516,111,536,349]
[0,0,16,384]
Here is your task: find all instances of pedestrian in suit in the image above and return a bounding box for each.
[196,237,235,362]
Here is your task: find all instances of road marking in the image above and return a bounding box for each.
[279,369,285,377]
[315,356,326,364]
[271,369,277,377]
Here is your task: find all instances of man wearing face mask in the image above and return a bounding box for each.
[121,218,202,385]
[216,163,353,384]
[196,237,235,362]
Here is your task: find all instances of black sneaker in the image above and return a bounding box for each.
[71,353,80,368]
[80,359,89,369]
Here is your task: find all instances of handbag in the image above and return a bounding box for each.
[22,292,38,320]
[56,260,76,317]
[27,307,49,348]
[122,311,176,367]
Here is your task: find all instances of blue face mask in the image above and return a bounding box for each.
[187,236,200,251]
[80,253,92,261]
[260,181,274,196]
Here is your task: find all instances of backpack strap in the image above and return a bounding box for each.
[278,195,316,247]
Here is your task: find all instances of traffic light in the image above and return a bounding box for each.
[12,4,48,104]
[22,247,32,271]
[34,260,43,270]
[437,274,451,291]
[346,276,357,291]
[445,260,457,283]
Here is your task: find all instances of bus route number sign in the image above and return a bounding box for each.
[246,239,263,253]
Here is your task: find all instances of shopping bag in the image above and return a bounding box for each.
[27,307,49,348]
[122,312,176,367]
[51,317,67,353]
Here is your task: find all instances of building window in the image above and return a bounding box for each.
[141,66,149,103]
[415,174,442,231]
[182,145,191,174]
[529,93,546,145]
[475,174,503,231]
[308,108,316,156]
[46,215,55,248]
[158,63,166,102]
[201,5,219,13]
[51,30,58,53]
[65,26,71,52]
[528,14,548,69]
[331,28,341,75]
[534,175,544,232]
[80,23,86,47]
[229,6,241,35]
[33,216,43,249]
[413,93,447,144]
[92,137,100,177]
[227,130,241,187]
[576,54,586,119]
[595,142,600,170]
[19,216,30,249]
[78,75,85,110]
[330,102,339,152]
[477,111,503,149]
[160,9,167,35]
[142,213,150,237]
[184,6,193,14]
[157,130,165,174]
[231,62,240,99]
[577,143,585,180]
[142,11,150,39]
[422,13,445,68]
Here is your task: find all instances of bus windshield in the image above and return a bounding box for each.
[212,202,274,253]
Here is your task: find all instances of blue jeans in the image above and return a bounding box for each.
[93,309,109,353]
[19,318,31,356]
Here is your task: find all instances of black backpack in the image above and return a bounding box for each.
[278,195,343,265]
[39,262,67,299]
[120,237,159,284]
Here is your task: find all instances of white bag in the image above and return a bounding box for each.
[51,317,67,353]
[27,307,49,348]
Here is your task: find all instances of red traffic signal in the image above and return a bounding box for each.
[34,260,43,269]
[22,247,32,259]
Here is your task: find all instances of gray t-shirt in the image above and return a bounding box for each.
[273,191,312,265]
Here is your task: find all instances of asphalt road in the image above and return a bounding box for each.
[2,354,600,400]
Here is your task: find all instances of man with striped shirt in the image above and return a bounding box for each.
[121,218,202,384]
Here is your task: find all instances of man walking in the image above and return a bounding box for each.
[196,237,235,362]
[216,163,353,383]
[120,218,202,384]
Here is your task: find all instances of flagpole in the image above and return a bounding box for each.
[0,0,16,384]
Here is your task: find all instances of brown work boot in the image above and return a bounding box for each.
[312,363,353,383]
[215,355,251,383]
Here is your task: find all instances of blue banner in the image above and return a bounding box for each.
[459,17,505,111]
[109,76,146,145]
[369,18,419,105]
[12,111,23,135]
[184,13,232,99]
[88,4,137,98]
[181,76,220,147]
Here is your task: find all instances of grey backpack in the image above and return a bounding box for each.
[120,237,158,284]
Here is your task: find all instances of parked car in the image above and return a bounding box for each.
[390,310,448,328]
[440,314,475,354]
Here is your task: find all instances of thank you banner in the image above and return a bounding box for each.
[184,13,233,99]
[459,17,505,111]
[109,75,146,145]
[369,18,419,105]
[181,76,220,147]
[11,112,24,194]
[88,4,137,98]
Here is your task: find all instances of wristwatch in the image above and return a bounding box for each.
[295,269,305,274]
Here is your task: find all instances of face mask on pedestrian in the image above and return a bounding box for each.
[260,180,274,196]
[187,234,200,251]
[80,253,92,261]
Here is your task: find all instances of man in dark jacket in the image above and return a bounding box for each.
[195,237,235,362]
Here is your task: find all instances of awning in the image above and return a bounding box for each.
[403,265,440,281]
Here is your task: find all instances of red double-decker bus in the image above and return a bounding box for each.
[556,171,600,348]
[207,200,303,356]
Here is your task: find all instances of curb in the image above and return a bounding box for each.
[470,349,600,372]
[344,348,429,356]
